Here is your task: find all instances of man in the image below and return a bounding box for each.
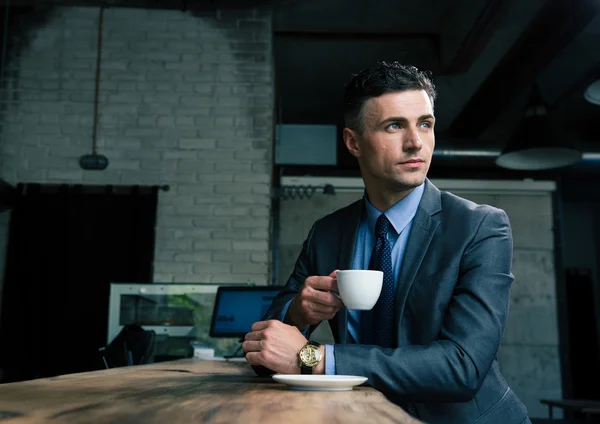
[242,62,530,424]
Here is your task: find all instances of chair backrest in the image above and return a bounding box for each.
[101,324,156,368]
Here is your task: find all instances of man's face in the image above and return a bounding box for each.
[344,90,435,193]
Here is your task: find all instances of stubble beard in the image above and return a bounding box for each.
[387,167,427,192]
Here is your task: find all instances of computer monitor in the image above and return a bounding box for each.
[209,286,282,338]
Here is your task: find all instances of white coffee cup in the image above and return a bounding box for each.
[336,270,383,310]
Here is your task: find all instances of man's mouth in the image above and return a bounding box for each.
[399,159,424,164]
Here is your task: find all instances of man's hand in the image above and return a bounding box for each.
[286,270,344,330]
[243,320,324,374]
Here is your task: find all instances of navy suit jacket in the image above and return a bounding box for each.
[261,180,529,424]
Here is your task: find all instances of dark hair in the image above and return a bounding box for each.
[343,61,437,133]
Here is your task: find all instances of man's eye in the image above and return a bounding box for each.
[386,123,400,131]
[420,122,432,129]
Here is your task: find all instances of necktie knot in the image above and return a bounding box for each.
[375,214,390,238]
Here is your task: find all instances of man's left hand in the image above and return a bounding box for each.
[243,320,324,374]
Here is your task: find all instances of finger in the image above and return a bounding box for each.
[330,291,342,302]
[331,279,339,294]
[244,331,263,341]
[245,352,262,366]
[250,321,270,332]
[305,275,337,292]
[242,340,262,352]
[307,287,344,308]
[308,304,341,320]
[328,270,340,293]
[298,297,340,321]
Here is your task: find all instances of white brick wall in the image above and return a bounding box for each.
[0,6,274,287]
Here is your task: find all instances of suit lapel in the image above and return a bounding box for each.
[337,199,364,270]
[394,180,442,330]
[330,199,364,345]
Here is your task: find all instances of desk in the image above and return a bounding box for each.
[540,399,600,420]
[0,359,422,423]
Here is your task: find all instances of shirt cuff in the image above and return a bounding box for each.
[325,344,335,375]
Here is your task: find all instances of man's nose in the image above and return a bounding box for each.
[403,128,423,151]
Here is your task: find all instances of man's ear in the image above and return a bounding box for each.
[342,128,361,158]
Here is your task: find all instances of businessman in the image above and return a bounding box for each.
[242,62,530,424]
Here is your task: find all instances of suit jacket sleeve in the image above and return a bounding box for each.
[250,219,322,376]
[334,208,514,403]
[262,218,320,324]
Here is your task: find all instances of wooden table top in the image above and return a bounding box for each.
[0,358,423,423]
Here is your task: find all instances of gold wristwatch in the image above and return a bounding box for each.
[298,341,322,374]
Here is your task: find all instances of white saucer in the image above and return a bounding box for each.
[272,374,368,391]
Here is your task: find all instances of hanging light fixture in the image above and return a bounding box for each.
[584,79,600,106]
[496,86,582,171]
[79,5,108,171]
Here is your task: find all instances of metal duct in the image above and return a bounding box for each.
[432,148,600,169]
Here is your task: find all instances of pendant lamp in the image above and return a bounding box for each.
[79,6,109,171]
[495,87,582,171]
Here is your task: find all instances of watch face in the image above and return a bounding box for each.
[299,345,321,367]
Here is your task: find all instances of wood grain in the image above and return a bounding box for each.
[0,359,423,424]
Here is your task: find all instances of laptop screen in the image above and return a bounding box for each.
[210,286,282,338]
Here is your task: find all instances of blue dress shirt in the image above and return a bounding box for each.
[325,183,425,374]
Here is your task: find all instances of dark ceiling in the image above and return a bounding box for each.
[272,0,600,155]
[1,0,600,173]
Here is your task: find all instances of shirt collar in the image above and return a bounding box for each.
[364,182,425,235]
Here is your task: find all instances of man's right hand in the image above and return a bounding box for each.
[286,270,345,330]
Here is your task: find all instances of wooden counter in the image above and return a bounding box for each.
[0,358,422,423]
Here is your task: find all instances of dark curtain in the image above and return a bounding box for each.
[0,183,159,383]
